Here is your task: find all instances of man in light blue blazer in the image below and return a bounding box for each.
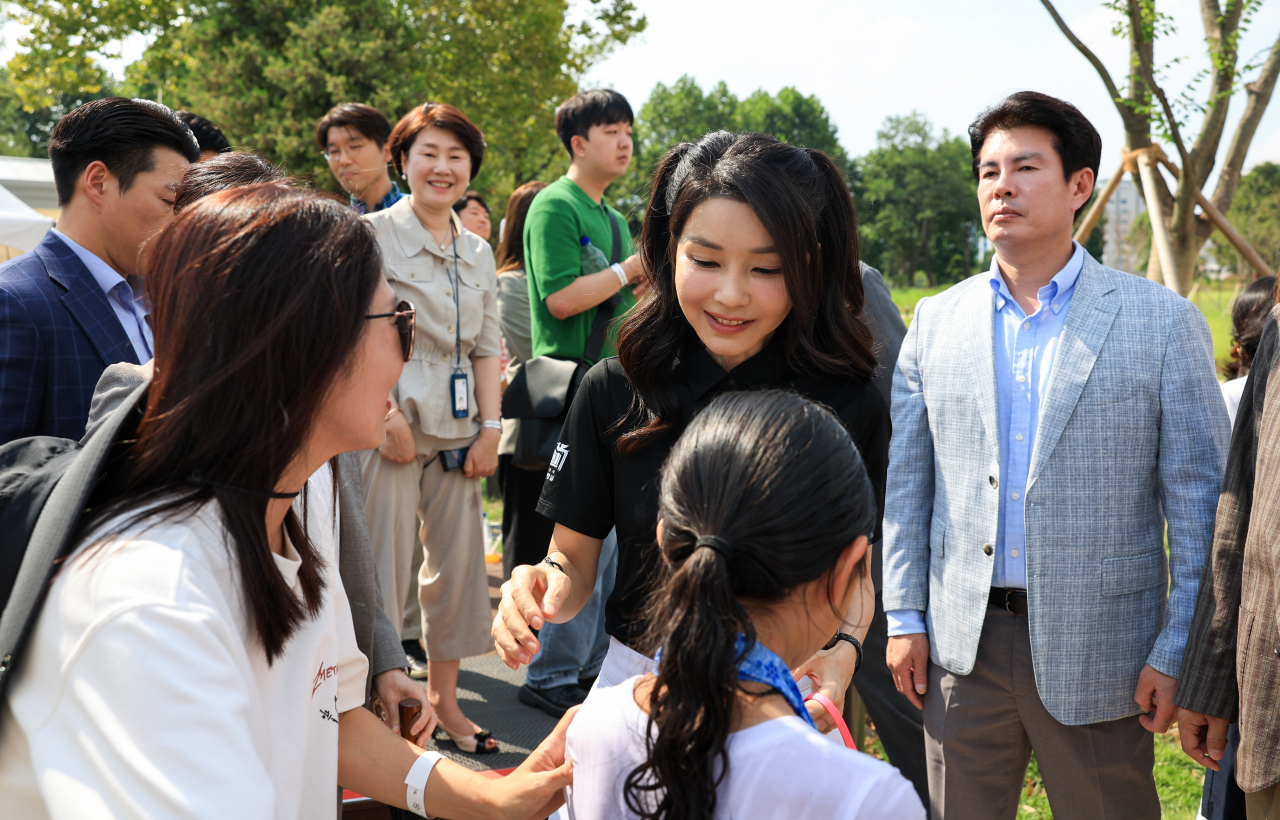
[882,91,1229,819]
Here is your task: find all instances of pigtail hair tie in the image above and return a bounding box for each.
[695,535,733,562]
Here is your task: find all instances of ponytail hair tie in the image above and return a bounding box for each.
[695,535,733,562]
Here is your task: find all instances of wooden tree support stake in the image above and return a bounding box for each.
[1073,162,1126,246]
[1136,152,1181,295]
[1148,146,1275,280]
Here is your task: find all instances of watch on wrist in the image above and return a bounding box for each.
[480,419,502,431]
[823,631,864,676]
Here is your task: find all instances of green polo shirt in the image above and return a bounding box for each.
[524,176,635,362]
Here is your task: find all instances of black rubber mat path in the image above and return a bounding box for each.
[419,652,561,771]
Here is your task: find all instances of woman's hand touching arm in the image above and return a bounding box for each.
[338,705,577,820]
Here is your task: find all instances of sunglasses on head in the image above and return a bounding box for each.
[365,300,416,362]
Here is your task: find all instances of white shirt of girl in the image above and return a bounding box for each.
[565,675,925,820]
[0,464,368,819]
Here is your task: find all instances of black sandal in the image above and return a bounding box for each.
[436,724,499,754]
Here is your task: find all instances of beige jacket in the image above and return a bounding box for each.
[364,198,500,443]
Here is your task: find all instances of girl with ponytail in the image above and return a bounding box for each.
[493,132,889,730]
[567,390,922,818]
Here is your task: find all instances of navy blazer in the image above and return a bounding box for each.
[0,230,139,445]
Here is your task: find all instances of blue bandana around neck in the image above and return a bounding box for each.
[655,633,817,730]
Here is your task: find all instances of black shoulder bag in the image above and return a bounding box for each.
[502,211,625,470]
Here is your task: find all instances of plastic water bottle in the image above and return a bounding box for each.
[482,511,501,564]
[580,236,609,275]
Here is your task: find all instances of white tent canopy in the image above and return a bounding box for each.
[0,181,53,252]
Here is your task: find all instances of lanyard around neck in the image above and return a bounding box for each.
[447,223,462,371]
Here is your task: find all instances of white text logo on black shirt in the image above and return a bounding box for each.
[547,443,569,481]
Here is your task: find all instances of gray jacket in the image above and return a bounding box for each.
[860,263,907,407]
[83,363,404,700]
[883,255,1229,725]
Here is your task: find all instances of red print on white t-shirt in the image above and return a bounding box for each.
[312,661,339,697]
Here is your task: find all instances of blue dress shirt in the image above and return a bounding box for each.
[50,228,153,363]
[886,242,1085,636]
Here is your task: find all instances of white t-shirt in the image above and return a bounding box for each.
[1222,375,1248,428]
[0,464,368,820]
[565,675,925,820]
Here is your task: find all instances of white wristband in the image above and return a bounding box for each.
[610,262,628,287]
[404,751,444,817]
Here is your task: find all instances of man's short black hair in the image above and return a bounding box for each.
[49,98,201,206]
[175,111,231,154]
[452,191,489,214]
[968,91,1101,220]
[315,103,393,150]
[555,88,633,158]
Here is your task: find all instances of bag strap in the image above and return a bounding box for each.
[608,208,624,265]
[0,379,148,702]
[582,208,626,364]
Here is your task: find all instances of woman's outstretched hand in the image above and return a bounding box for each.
[492,706,579,820]
[492,561,573,670]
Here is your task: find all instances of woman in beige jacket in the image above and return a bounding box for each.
[361,103,503,754]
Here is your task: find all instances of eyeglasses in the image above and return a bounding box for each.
[321,143,369,162]
[365,300,416,362]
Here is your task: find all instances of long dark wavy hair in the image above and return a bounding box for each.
[614,131,876,454]
[81,185,384,663]
[625,390,878,819]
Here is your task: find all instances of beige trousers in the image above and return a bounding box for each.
[359,430,493,660]
[1248,783,1280,820]
[923,606,1160,820]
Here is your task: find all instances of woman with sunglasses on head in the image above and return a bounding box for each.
[566,390,923,819]
[0,185,573,819]
[358,101,505,754]
[493,131,889,727]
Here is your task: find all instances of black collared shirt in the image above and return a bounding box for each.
[536,339,890,648]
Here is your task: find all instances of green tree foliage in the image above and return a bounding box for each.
[612,75,848,225]
[855,112,979,287]
[0,68,116,158]
[1213,161,1280,274]
[5,0,646,211]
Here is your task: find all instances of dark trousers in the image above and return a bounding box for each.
[856,542,929,806]
[854,591,930,807]
[498,454,556,579]
[1201,724,1248,819]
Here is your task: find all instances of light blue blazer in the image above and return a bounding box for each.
[882,254,1229,725]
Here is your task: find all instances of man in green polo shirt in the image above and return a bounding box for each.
[516,87,642,718]
[524,88,646,361]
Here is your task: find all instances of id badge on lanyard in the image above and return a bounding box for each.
[446,227,469,419]
[451,370,469,418]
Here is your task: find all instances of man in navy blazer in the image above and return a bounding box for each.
[0,98,200,445]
